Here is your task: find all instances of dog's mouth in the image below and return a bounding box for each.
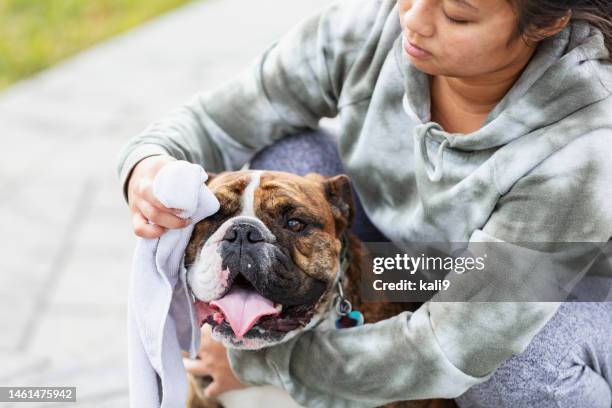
[194,274,317,340]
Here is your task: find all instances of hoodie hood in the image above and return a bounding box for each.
[398,20,612,152]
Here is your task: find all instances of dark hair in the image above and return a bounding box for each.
[510,0,612,61]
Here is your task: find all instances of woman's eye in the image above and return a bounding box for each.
[444,12,469,24]
[286,218,306,233]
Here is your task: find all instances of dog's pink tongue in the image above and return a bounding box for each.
[210,287,279,339]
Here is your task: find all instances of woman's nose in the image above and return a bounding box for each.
[401,0,436,38]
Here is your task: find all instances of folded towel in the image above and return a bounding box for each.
[127,161,220,407]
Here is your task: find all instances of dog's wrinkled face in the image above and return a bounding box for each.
[185,170,354,349]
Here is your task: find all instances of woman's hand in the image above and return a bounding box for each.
[183,325,250,398]
[127,155,192,238]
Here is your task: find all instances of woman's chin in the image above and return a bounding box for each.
[404,52,441,75]
[404,55,476,78]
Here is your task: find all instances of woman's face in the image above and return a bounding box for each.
[398,0,535,78]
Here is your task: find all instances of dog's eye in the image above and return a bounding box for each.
[286,218,306,233]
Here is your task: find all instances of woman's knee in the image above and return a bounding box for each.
[249,129,344,176]
[457,348,611,408]
[456,301,612,408]
[455,357,556,408]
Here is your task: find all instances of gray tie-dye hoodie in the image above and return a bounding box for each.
[116,0,612,406]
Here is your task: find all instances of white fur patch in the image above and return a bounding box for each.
[187,222,233,302]
[240,170,263,217]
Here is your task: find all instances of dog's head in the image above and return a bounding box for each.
[185,170,354,349]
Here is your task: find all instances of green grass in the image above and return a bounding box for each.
[0,0,193,90]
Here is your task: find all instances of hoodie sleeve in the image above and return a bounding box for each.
[115,0,390,200]
[227,133,612,407]
[435,133,612,378]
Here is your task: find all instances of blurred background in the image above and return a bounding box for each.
[0,0,329,406]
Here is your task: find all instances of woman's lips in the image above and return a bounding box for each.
[403,37,432,59]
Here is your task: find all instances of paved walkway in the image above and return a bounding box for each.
[0,0,329,406]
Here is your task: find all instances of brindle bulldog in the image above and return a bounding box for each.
[184,170,455,408]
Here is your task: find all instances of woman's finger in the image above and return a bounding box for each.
[200,324,214,345]
[204,381,222,399]
[137,200,191,230]
[138,178,185,215]
[132,212,166,238]
[183,357,211,377]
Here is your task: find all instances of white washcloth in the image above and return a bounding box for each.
[127,161,220,408]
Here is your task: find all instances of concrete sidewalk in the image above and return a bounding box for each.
[0,0,329,406]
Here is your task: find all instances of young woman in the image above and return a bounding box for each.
[118,0,612,406]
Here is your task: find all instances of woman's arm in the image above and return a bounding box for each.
[227,136,612,407]
[225,249,564,407]
[116,0,388,200]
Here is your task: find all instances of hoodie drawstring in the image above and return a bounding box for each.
[416,123,449,182]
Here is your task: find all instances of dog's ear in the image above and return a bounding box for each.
[322,174,355,233]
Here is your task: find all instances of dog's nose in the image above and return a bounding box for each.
[223,223,265,244]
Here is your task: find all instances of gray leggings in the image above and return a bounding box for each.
[249,130,612,408]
